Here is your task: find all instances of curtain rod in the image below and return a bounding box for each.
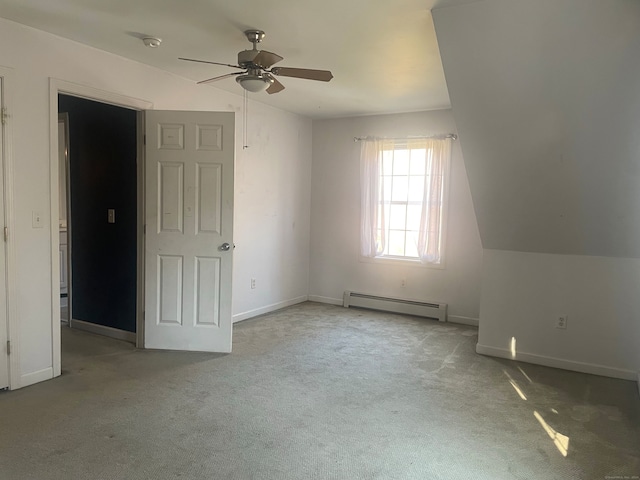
[353,133,458,142]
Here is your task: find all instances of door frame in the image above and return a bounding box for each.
[0,66,19,389]
[58,113,70,322]
[49,79,152,377]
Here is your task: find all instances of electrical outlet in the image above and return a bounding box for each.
[250,278,256,289]
[556,315,568,329]
[401,279,406,288]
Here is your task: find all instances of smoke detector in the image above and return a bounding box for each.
[143,37,162,48]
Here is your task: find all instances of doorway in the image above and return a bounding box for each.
[49,81,150,377]
[49,81,235,381]
[58,94,138,342]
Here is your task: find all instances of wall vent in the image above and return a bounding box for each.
[343,291,447,322]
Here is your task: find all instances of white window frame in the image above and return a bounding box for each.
[359,137,452,269]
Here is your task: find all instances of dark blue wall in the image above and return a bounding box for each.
[59,95,137,333]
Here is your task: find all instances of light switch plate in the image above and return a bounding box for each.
[108,209,116,224]
[32,211,43,228]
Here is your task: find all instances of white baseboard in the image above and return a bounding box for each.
[19,367,54,389]
[476,343,637,381]
[448,315,479,327]
[233,295,308,323]
[70,319,136,343]
[308,295,343,306]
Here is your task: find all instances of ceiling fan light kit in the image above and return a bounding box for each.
[179,29,333,94]
[236,71,274,92]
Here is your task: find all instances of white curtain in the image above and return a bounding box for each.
[417,138,451,264]
[359,138,386,257]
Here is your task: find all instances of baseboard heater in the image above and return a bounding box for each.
[343,291,447,322]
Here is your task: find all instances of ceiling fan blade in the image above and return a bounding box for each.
[271,67,333,82]
[179,57,241,69]
[253,50,284,69]
[266,76,285,94]
[197,72,245,85]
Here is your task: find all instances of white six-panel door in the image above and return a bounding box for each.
[144,111,234,352]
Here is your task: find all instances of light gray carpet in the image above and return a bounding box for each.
[0,302,638,479]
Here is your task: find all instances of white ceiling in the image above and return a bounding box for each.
[0,0,466,119]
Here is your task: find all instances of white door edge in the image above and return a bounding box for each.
[0,66,19,389]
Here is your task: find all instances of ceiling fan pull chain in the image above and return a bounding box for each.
[243,89,249,150]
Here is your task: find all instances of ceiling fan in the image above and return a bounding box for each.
[179,30,333,94]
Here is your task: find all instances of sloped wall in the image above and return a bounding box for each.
[433,0,640,378]
[434,0,640,257]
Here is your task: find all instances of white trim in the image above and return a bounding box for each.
[233,296,308,323]
[135,111,145,348]
[308,295,343,306]
[70,319,136,343]
[0,66,20,390]
[53,80,152,111]
[49,82,61,378]
[447,315,479,327]
[358,254,446,270]
[20,367,53,388]
[476,343,637,381]
[49,78,152,379]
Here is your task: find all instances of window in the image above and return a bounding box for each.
[360,137,452,265]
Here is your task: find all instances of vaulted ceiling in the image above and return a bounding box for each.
[433,0,640,258]
[0,0,466,119]
[4,0,637,258]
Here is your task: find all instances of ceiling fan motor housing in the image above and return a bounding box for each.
[238,50,261,68]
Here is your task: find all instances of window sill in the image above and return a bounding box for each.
[359,255,445,270]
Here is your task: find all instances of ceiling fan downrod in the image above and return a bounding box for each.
[244,29,265,50]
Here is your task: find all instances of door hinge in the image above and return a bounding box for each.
[3,227,7,242]
[143,134,146,145]
[6,341,10,355]
[1,107,8,125]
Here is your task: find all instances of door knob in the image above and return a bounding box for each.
[219,242,231,251]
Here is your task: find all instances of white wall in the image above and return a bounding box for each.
[0,18,311,388]
[232,107,312,321]
[309,110,483,322]
[479,250,640,380]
